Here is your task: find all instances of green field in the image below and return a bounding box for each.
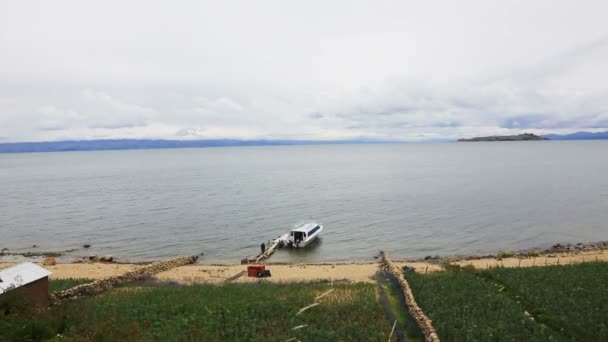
[376,274,422,341]
[1,281,395,341]
[407,271,562,341]
[480,262,608,340]
[47,278,92,292]
[4,262,607,341]
[407,262,608,341]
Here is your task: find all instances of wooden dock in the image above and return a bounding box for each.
[255,238,282,263]
[240,234,288,264]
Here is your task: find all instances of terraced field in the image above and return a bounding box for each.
[1,281,395,341]
[407,262,608,341]
[480,262,608,340]
[3,262,607,341]
[407,271,563,341]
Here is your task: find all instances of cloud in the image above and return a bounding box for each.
[308,113,324,119]
[504,112,608,130]
[37,106,80,131]
[80,90,150,129]
[174,126,264,139]
[36,90,152,131]
[1,1,608,142]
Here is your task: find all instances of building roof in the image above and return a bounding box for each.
[0,262,52,294]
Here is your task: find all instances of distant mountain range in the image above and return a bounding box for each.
[0,139,384,153]
[543,131,608,140]
[1,131,607,153]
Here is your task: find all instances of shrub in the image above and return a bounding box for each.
[497,250,514,259]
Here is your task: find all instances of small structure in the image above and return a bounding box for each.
[247,264,271,278]
[0,262,52,307]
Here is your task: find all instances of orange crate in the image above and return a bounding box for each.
[247,264,266,277]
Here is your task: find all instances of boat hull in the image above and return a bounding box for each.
[294,234,317,248]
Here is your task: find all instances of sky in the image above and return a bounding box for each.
[1,1,608,142]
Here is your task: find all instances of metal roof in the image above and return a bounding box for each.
[0,262,52,294]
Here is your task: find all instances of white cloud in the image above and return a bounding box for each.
[80,90,150,129]
[36,106,80,131]
[1,0,608,142]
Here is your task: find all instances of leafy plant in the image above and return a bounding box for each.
[406,271,565,341]
[1,282,395,341]
[480,262,608,340]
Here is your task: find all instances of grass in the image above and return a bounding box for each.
[1,281,395,341]
[6,263,607,340]
[479,262,608,340]
[407,262,608,341]
[48,278,92,292]
[406,270,565,341]
[376,273,422,341]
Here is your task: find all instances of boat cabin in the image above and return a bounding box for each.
[288,223,322,246]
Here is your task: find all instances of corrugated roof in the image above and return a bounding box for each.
[0,262,52,294]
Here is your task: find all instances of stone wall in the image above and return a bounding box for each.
[381,252,440,342]
[49,256,197,305]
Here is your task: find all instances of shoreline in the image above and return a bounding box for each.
[2,244,607,284]
[2,240,606,265]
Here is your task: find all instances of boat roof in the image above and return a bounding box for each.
[291,222,320,233]
[0,262,52,294]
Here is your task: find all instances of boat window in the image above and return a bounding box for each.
[307,225,321,236]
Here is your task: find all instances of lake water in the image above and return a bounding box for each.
[1,141,607,263]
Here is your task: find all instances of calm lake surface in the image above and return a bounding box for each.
[1,141,608,263]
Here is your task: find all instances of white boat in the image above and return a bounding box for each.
[282,222,323,248]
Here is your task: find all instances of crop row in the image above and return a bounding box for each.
[1,281,395,341]
[407,262,608,341]
[406,271,565,341]
[480,262,608,340]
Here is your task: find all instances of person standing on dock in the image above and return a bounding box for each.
[261,242,266,254]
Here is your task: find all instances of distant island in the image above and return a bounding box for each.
[458,133,548,142]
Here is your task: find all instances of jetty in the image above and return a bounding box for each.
[241,234,288,264]
[256,235,286,263]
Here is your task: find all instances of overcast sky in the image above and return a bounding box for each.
[1,1,608,142]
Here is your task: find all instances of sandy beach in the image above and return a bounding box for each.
[2,248,607,284]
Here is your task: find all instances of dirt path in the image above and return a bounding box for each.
[0,262,381,283]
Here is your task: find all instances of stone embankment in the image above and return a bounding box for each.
[381,252,440,342]
[49,256,197,305]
